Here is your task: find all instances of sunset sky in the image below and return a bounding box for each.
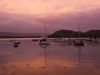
[0,0,100,33]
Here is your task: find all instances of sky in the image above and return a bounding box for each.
[0,0,100,33]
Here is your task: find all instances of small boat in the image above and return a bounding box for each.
[73,24,84,47]
[14,41,20,44]
[13,41,20,48]
[39,24,50,47]
[73,40,84,46]
[39,38,49,46]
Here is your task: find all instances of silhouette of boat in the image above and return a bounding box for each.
[39,24,50,46]
[13,41,20,48]
[39,38,49,46]
[73,24,84,46]
[73,39,84,46]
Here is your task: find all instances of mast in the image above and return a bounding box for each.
[78,24,81,39]
[44,24,47,38]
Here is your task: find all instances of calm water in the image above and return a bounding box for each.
[0,38,100,75]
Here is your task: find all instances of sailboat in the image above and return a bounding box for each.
[39,24,50,46]
[13,40,20,48]
[73,24,84,46]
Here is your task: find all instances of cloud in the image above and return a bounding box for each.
[0,0,100,14]
[0,8,100,33]
[34,8,100,31]
[0,12,42,33]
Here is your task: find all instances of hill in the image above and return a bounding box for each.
[0,32,41,38]
[48,29,100,38]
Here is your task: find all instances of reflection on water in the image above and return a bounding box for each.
[0,39,100,75]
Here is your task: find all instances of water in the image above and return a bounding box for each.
[0,38,100,75]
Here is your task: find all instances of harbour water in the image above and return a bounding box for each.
[0,38,100,75]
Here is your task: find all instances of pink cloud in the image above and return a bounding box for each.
[0,8,100,33]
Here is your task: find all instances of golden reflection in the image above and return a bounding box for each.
[0,58,76,69]
[0,57,100,75]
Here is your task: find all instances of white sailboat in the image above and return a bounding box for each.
[39,24,50,46]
